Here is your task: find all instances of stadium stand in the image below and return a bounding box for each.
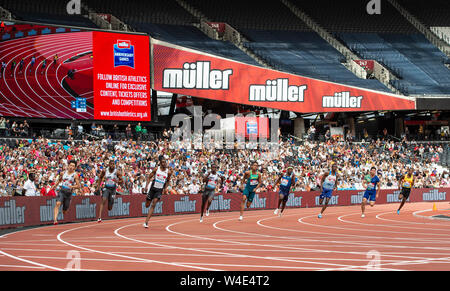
[289,0,418,34]
[84,0,262,66]
[0,0,98,28]
[285,0,450,95]
[187,0,311,31]
[396,0,450,27]
[338,33,450,95]
[134,23,262,66]
[241,29,391,91]
[186,0,391,91]
[85,0,197,26]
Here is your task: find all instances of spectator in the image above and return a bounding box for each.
[126,124,132,139]
[135,123,142,139]
[41,180,56,196]
[23,173,38,196]
[0,117,6,136]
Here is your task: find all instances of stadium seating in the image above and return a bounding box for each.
[85,0,262,66]
[289,0,418,34]
[242,30,391,92]
[337,33,450,95]
[2,0,449,95]
[0,0,98,28]
[186,0,311,31]
[84,0,197,25]
[132,23,262,67]
[396,0,450,27]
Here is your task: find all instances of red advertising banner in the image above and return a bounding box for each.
[97,13,112,23]
[354,59,374,72]
[206,22,226,37]
[152,40,416,113]
[1,188,448,229]
[93,31,151,121]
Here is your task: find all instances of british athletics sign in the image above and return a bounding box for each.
[151,39,416,113]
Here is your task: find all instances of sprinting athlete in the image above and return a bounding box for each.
[361,166,381,218]
[397,167,414,215]
[143,156,172,229]
[273,166,296,217]
[318,163,338,218]
[239,162,262,221]
[52,160,81,225]
[96,159,123,222]
[200,164,223,222]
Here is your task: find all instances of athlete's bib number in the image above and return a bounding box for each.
[207,180,216,189]
[250,180,258,186]
[367,183,375,190]
[281,179,289,186]
[154,174,166,188]
[105,179,116,188]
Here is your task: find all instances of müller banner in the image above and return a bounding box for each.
[0,188,448,229]
[151,39,416,113]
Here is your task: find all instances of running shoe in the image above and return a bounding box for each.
[318,213,322,219]
[143,223,148,228]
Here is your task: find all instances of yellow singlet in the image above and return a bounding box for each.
[402,175,413,189]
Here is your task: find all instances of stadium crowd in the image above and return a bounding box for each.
[0,127,449,197]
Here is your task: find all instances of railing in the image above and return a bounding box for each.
[0,6,12,20]
[430,27,450,46]
[197,21,219,40]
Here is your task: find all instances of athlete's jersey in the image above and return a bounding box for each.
[402,174,413,189]
[366,175,380,192]
[205,173,219,190]
[322,171,337,190]
[279,174,294,194]
[152,167,169,189]
[245,171,259,191]
[104,168,117,188]
[61,171,76,191]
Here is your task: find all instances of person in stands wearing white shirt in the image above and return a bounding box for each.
[23,173,38,196]
[188,180,200,194]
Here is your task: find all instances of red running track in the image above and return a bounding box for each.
[0,202,449,271]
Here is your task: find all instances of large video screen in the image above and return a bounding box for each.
[0,22,150,121]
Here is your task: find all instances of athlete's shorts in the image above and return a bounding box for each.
[243,188,256,203]
[400,187,411,199]
[320,188,333,200]
[279,190,290,202]
[102,186,116,208]
[203,188,215,199]
[147,187,163,201]
[57,189,73,211]
[363,191,377,202]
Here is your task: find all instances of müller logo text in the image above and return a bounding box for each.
[322,91,363,108]
[249,79,307,102]
[163,61,233,90]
